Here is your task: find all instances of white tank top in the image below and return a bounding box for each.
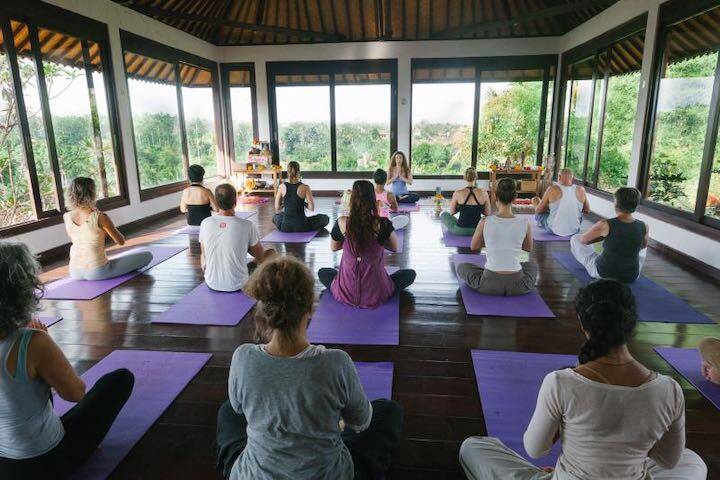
[547,184,583,237]
[64,210,108,271]
[483,215,528,272]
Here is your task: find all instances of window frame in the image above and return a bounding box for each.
[555,14,648,192]
[410,55,556,179]
[0,2,129,236]
[637,0,720,233]
[266,59,398,178]
[220,62,259,171]
[120,31,224,201]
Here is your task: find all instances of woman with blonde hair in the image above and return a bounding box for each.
[440,167,490,236]
[273,161,329,232]
[64,177,152,281]
[386,152,419,204]
[217,255,403,480]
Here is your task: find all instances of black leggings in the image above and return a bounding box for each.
[216,399,403,480]
[0,368,134,480]
[396,193,420,204]
[318,268,416,292]
[273,212,330,232]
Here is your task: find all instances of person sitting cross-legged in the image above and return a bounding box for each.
[216,255,403,480]
[532,168,590,237]
[373,168,409,231]
[459,279,708,480]
[456,178,538,296]
[440,167,490,236]
[570,186,648,284]
[318,180,416,309]
[273,161,329,232]
[200,183,275,292]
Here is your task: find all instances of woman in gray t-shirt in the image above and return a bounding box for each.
[217,256,403,480]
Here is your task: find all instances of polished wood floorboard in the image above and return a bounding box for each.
[40,199,720,479]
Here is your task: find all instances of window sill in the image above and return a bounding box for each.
[139,181,188,202]
[298,172,479,180]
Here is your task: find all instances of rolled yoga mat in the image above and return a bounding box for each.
[654,347,720,410]
[356,361,394,400]
[54,350,212,480]
[385,229,405,254]
[43,246,188,301]
[471,349,575,466]
[552,252,713,324]
[261,229,319,243]
[39,315,62,327]
[173,212,256,235]
[453,254,554,318]
[153,283,256,326]
[309,267,400,346]
[442,227,472,248]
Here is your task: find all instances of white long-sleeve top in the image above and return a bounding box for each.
[523,369,686,480]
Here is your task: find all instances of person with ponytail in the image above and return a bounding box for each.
[273,161,329,232]
[318,180,416,308]
[459,279,707,480]
[440,167,490,236]
[387,152,420,204]
[217,256,403,480]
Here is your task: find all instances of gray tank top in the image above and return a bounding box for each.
[0,328,64,459]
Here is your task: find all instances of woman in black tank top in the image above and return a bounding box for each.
[272,161,329,232]
[180,165,218,226]
[441,168,490,235]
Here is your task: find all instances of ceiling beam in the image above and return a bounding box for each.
[124,2,346,41]
[431,0,616,38]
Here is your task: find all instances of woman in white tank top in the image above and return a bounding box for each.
[456,178,538,296]
[64,177,152,281]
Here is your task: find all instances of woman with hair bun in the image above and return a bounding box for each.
[459,279,707,480]
[440,167,490,236]
[64,177,152,281]
[217,256,403,480]
[456,177,537,296]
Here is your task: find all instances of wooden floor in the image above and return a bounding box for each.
[40,198,720,479]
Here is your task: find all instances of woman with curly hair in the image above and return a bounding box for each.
[459,279,707,480]
[318,180,416,309]
[0,241,134,478]
[63,177,153,281]
[217,256,403,480]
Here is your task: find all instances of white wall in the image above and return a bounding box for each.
[11,0,221,254]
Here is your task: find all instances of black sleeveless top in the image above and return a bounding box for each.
[283,182,307,221]
[186,184,212,226]
[596,218,646,283]
[457,187,484,228]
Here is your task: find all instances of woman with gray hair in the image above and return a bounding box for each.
[0,241,134,478]
[63,177,152,281]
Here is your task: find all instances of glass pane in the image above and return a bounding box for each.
[586,72,604,183]
[276,85,331,171]
[708,134,720,219]
[89,41,118,198]
[0,27,35,227]
[543,78,554,159]
[125,53,184,189]
[476,73,543,170]
[647,10,719,211]
[411,82,474,175]
[180,64,218,177]
[563,57,594,178]
[12,21,57,212]
[230,86,254,163]
[335,83,391,171]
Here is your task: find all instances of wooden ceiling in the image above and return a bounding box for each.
[114,0,621,46]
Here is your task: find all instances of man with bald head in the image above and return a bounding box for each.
[532,168,590,237]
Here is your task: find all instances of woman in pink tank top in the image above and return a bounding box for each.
[318,180,416,308]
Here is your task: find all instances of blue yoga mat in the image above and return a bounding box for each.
[552,252,713,324]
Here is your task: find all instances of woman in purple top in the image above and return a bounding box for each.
[318,181,416,309]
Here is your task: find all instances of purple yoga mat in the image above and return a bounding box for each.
[472,350,575,466]
[553,252,713,324]
[43,246,188,300]
[153,283,256,326]
[54,350,211,480]
[442,228,472,248]
[385,229,405,254]
[453,254,554,318]
[355,361,394,400]
[39,315,62,327]
[173,212,255,235]
[396,203,420,213]
[261,229,318,243]
[655,347,720,410]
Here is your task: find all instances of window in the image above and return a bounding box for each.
[221,65,257,165]
[268,60,397,173]
[0,6,126,232]
[122,31,222,195]
[560,25,645,192]
[412,58,554,176]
